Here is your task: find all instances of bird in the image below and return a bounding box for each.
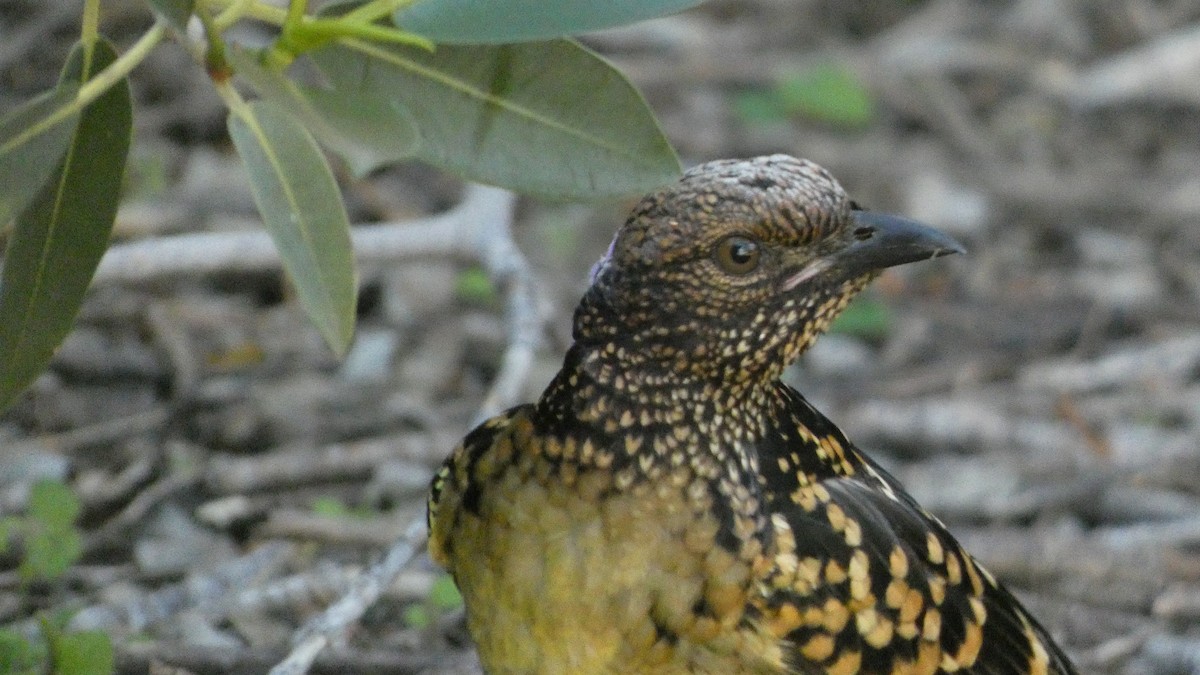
[427,155,1078,675]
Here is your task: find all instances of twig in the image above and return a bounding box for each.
[201,561,360,622]
[94,184,502,284]
[1095,516,1200,552]
[845,396,1084,458]
[1053,392,1112,458]
[270,517,428,675]
[1133,634,1200,675]
[204,436,411,495]
[1,407,170,457]
[69,541,294,633]
[116,641,442,674]
[1059,23,1200,107]
[1019,335,1200,392]
[255,509,408,548]
[1153,582,1200,622]
[98,183,546,422]
[468,188,547,424]
[83,469,202,555]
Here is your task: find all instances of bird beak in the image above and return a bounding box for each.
[781,212,964,291]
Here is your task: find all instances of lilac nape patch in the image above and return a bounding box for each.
[589,234,618,285]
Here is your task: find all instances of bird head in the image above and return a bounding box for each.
[575,155,962,389]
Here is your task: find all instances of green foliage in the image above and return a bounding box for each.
[394,0,707,44]
[0,620,113,675]
[776,65,875,126]
[0,0,687,411]
[730,90,788,125]
[454,267,498,305]
[226,45,418,177]
[0,629,44,675]
[0,38,132,409]
[829,296,892,340]
[0,87,80,228]
[310,496,353,517]
[0,481,106,674]
[402,604,430,629]
[734,63,874,128]
[310,39,679,199]
[403,573,462,629]
[228,100,357,356]
[0,479,85,583]
[44,623,114,675]
[429,573,463,610]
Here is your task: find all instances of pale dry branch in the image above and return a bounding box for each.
[270,518,428,675]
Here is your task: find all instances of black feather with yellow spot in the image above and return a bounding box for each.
[427,155,1077,675]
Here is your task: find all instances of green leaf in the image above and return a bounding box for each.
[228,100,357,355]
[429,574,463,610]
[227,45,418,176]
[27,479,81,528]
[0,629,44,674]
[775,64,874,128]
[0,86,80,228]
[730,90,788,126]
[454,267,497,305]
[403,605,430,629]
[395,0,707,44]
[0,38,132,410]
[310,496,351,517]
[144,0,194,33]
[829,297,892,339]
[312,39,680,199]
[21,526,81,582]
[46,629,112,675]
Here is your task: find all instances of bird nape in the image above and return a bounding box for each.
[428,155,1078,675]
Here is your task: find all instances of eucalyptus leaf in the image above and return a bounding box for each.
[228,100,357,355]
[227,45,417,176]
[395,0,707,44]
[313,40,680,199]
[0,86,80,229]
[0,39,132,410]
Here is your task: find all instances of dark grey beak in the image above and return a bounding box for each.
[835,211,965,276]
[780,211,964,291]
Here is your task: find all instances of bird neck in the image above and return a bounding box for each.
[538,341,771,430]
[532,342,865,490]
[530,342,790,558]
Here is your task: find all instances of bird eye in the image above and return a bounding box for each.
[714,236,761,275]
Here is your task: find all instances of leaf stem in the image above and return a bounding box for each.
[3,22,166,158]
[80,0,101,44]
[284,0,308,29]
[342,0,418,24]
[212,0,285,32]
[76,23,167,116]
[212,72,251,119]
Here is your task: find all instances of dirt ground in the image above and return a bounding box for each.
[2,0,1200,673]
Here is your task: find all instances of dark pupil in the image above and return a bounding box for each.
[730,240,755,264]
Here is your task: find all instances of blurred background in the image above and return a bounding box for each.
[2,0,1199,672]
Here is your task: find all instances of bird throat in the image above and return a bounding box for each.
[530,342,780,557]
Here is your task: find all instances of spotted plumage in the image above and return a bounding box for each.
[428,155,1077,674]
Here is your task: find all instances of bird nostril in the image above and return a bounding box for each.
[853,226,875,241]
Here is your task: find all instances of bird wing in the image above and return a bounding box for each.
[427,406,525,571]
[756,386,1076,675]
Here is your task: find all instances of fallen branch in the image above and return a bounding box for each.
[270,518,428,675]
